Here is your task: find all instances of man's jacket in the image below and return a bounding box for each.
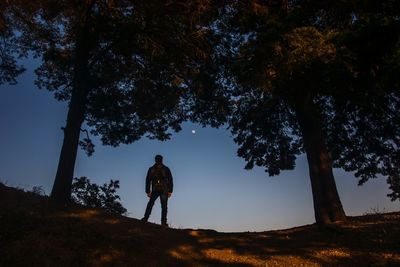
[145,163,173,194]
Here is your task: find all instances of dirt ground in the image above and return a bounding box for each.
[1,183,399,266]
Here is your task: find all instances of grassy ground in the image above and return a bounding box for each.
[1,183,399,266]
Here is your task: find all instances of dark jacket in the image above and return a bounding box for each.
[145,163,173,194]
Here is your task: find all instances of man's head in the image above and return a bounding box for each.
[155,154,163,164]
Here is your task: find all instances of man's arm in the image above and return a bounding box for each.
[145,167,152,194]
[167,167,173,193]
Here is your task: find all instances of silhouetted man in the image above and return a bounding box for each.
[141,155,173,227]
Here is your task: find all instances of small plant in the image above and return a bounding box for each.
[363,203,387,216]
[30,185,45,196]
[71,176,127,215]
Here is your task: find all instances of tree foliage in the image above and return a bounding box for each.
[23,0,222,143]
[71,176,127,215]
[0,0,31,84]
[225,0,400,177]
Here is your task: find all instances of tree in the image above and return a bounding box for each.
[0,0,30,84]
[216,1,400,224]
[4,0,218,204]
[71,176,127,215]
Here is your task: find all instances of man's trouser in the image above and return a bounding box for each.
[143,190,168,224]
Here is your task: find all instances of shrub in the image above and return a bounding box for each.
[71,177,127,215]
[30,186,45,196]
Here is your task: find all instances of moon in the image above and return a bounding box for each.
[191,129,196,134]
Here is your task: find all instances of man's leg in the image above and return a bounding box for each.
[142,192,159,221]
[160,193,168,226]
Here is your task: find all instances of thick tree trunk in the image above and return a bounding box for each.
[50,23,92,204]
[293,95,347,225]
[50,79,88,204]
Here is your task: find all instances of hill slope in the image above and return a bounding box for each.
[1,183,399,266]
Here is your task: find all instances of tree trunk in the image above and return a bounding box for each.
[50,21,92,204]
[293,95,347,225]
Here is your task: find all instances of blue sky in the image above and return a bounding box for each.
[0,57,398,232]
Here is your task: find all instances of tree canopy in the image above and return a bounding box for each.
[0,0,31,84]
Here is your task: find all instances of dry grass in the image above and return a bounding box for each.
[1,183,399,267]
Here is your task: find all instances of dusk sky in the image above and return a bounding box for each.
[1,57,398,232]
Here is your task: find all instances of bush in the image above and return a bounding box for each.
[30,186,45,196]
[71,177,127,215]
